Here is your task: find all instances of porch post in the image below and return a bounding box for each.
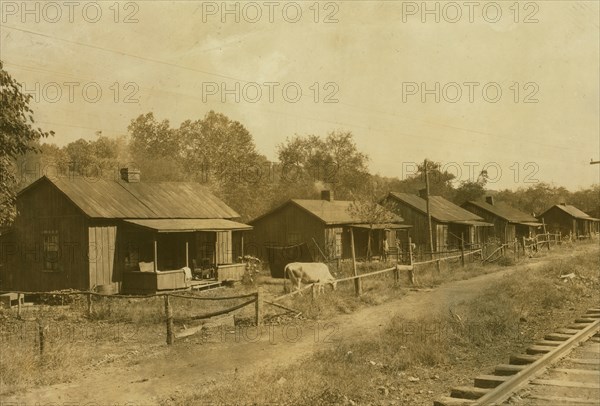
[241,233,244,258]
[153,235,158,272]
[185,240,189,268]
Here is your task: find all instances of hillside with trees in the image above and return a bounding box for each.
[1,65,597,225]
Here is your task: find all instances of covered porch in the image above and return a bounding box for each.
[447,220,493,250]
[120,219,252,294]
[347,223,412,261]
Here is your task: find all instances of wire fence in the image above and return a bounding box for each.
[0,231,579,352]
[0,287,271,349]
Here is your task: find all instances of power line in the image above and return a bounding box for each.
[2,26,595,155]
[2,25,247,83]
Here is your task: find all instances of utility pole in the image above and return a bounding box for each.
[424,159,435,260]
[590,159,600,236]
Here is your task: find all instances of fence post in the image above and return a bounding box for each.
[408,237,415,285]
[37,319,45,355]
[87,292,93,317]
[558,231,562,245]
[17,293,22,318]
[460,233,465,267]
[546,233,551,250]
[350,228,362,296]
[164,295,174,345]
[311,284,317,301]
[255,287,263,326]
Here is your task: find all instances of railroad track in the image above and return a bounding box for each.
[434,308,600,405]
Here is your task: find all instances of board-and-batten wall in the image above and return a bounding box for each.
[540,207,596,236]
[88,224,117,289]
[250,203,326,260]
[383,197,443,250]
[216,231,233,264]
[14,179,88,291]
[461,203,513,243]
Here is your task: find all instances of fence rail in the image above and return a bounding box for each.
[0,288,266,348]
[1,231,586,353]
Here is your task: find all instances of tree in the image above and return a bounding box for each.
[127,111,273,221]
[276,131,370,199]
[127,113,185,182]
[570,185,600,214]
[494,183,571,216]
[454,170,488,205]
[0,61,54,224]
[347,192,399,260]
[178,111,273,220]
[395,160,456,200]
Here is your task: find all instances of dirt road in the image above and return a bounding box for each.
[3,244,597,406]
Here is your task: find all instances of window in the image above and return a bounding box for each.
[42,230,59,271]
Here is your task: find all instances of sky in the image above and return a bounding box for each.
[1,0,599,191]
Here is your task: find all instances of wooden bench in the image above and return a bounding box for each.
[0,293,24,309]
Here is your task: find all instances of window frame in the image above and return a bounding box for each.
[42,229,60,272]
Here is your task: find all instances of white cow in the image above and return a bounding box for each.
[284,262,337,294]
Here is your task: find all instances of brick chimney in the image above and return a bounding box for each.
[120,167,140,183]
[485,196,494,206]
[418,188,428,199]
[321,190,334,202]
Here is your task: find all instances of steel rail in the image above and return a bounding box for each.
[473,318,600,405]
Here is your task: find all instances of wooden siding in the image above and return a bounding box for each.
[462,203,509,242]
[435,224,448,251]
[539,206,584,236]
[383,196,442,251]
[250,202,393,261]
[13,180,88,291]
[250,203,325,261]
[216,231,233,264]
[0,231,16,290]
[88,225,117,290]
[324,227,343,258]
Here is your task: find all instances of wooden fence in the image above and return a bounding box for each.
[0,288,274,349]
[272,236,484,301]
[0,231,575,352]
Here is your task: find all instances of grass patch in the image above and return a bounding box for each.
[170,246,599,405]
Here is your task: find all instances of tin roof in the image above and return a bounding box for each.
[464,200,540,225]
[19,176,240,219]
[349,223,412,230]
[541,204,600,221]
[250,198,404,226]
[387,192,488,224]
[124,219,252,232]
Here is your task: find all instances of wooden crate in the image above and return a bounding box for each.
[0,293,24,309]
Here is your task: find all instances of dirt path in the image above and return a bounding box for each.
[3,244,597,406]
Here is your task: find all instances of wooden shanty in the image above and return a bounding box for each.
[383,191,492,252]
[0,168,251,294]
[538,203,600,238]
[248,191,410,263]
[462,196,542,243]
